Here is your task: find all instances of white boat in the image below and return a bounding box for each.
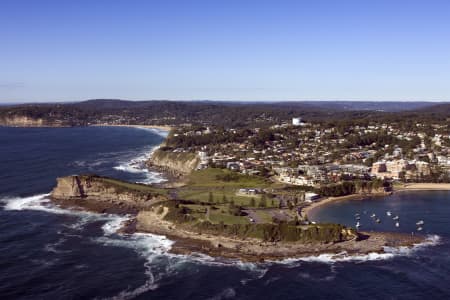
[386,211,392,217]
[375,218,381,223]
[393,215,399,221]
[356,221,361,228]
[354,213,360,217]
[356,216,361,220]
[371,213,376,218]
[417,227,423,231]
[416,220,424,226]
[395,222,400,227]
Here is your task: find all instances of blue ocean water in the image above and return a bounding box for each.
[0,127,449,300]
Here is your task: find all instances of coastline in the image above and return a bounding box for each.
[94,124,183,186]
[302,192,389,220]
[395,183,450,191]
[41,123,447,262]
[127,208,425,262]
[302,183,450,221]
[89,124,173,132]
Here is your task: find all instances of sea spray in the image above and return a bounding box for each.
[113,144,167,184]
[273,234,442,265]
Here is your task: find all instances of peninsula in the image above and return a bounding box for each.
[50,173,423,262]
[3,99,449,260]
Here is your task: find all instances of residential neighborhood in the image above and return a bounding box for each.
[163,117,450,193]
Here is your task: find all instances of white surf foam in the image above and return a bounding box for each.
[1,193,100,218]
[1,193,52,211]
[113,145,167,184]
[131,127,169,138]
[101,215,132,236]
[1,194,131,235]
[95,232,175,300]
[207,287,237,300]
[275,234,442,265]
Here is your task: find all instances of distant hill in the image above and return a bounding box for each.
[0,99,448,127]
[297,101,441,112]
[414,103,450,114]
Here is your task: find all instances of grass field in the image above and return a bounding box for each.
[254,210,274,223]
[208,211,250,225]
[89,176,168,194]
[180,203,250,225]
[177,168,280,208]
[178,189,280,208]
[186,168,270,188]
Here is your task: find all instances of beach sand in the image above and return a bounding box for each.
[302,193,388,220]
[302,183,450,220]
[90,124,173,131]
[397,183,450,191]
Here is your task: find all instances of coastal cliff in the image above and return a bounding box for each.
[0,116,48,127]
[49,174,424,262]
[51,175,168,213]
[147,149,200,176]
[134,204,419,262]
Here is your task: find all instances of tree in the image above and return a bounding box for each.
[250,197,256,207]
[229,199,235,208]
[288,201,294,210]
[208,192,214,203]
[259,195,267,208]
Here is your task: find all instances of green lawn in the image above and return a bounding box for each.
[208,211,250,225]
[254,210,274,223]
[90,176,168,194]
[186,168,270,188]
[178,188,279,208]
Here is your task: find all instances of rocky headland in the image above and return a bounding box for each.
[51,175,168,214]
[146,149,200,183]
[50,175,424,262]
[0,115,63,127]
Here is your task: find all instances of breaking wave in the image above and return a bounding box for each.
[275,234,442,265]
[207,287,237,300]
[130,127,169,138]
[111,126,168,184]
[113,145,166,184]
[1,192,443,299]
[95,231,176,299]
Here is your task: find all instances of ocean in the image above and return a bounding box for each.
[0,126,448,300]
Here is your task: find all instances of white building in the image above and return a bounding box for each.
[305,192,320,202]
[292,117,302,126]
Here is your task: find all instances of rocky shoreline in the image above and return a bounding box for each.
[133,209,424,262]
[303,183,450,222]
[49,175,425,262]
[53,197,424,262]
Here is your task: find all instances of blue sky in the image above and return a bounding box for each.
[1,0,450,102]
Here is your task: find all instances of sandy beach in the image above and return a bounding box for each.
[301,193,388,220]
[396,183,450,191]
[90,124,173,131]
[302,183,450,220]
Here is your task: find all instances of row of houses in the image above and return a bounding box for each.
[371,159,431,180]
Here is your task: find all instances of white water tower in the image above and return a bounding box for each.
[292,117,302,126]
